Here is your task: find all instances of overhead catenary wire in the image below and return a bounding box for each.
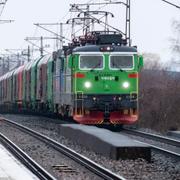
[71,3,111,36]
[0,0,7,18]
[63,12,75,43]
[24,39,50,54]
[34,23,71,42]
[4,0,179,61]
[63,0,122,41]
[72,13,110,36]
[19,0,114,55]
[70,3,125,35]
[0,0,14,26]
[4,49,28,61]
[161,0,180,9]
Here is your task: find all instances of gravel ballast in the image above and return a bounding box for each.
[0,114,180,180]
[0,119,102,180]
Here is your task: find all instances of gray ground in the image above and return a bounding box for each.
[0,114,180,180]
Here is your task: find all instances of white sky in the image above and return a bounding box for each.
[0,0,180,62]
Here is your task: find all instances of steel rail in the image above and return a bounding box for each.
[135,140,180,159]
[123,128,180,147]
[1,118,126,180]
[0,132,56,180]
[123,128,180,159]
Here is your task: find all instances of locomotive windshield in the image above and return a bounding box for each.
[80,55,103,70]
[110,55,133,70]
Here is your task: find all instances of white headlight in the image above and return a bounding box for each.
[84,81,91,88]
[122,82,130,88]
[107,46,111,51]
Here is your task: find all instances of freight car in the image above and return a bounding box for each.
[0,31,143,125]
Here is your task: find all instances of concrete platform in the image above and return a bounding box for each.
[0,143,39,180]
[60,124,151,161]
[167,131,180,139]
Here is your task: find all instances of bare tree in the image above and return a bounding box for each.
[169,20,180,71]
[142,53,162,70]
[170,20,180,55]
[139,68,180,133]
[137,50,180,132]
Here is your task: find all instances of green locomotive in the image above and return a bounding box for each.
[59,31,143,124]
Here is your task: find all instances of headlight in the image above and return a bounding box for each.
[84,81,91,88]
[122,82,130,89]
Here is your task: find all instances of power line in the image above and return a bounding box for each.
[0,0,7,18]
[161,0,180,9]
[69,1,131,45]
[0,0,14,24]
[70,3,125,35]
[0,19,14,24]
[34,23,71,42]
[25,36,56,56]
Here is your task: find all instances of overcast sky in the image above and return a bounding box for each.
[0,0,180,62]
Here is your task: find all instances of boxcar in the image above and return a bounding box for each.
[36,55,51,111]
[22,61,34,109]
[30,57,43,110]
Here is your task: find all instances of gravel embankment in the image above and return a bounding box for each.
[1,114,180,180]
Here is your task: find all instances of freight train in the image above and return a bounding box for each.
[0,31,143,125]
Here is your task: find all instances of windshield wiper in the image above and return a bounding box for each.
[90,63,101,72]
[112,62,124,72]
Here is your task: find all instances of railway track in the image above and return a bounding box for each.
[0,132,56,180]
[0,118,125,180]
[122,128,180,159]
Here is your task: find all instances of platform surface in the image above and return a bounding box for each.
[60,124,151,161]
[0,143,38,180]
